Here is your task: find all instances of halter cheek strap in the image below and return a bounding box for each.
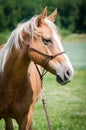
[28,47,65,60]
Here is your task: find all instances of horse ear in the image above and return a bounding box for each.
[40,7,47,19]
[48,8,57,22]
[36,7,47,27]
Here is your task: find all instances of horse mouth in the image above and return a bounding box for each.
[56,75,70,85]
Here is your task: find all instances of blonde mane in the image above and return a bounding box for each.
[0,16,39,72]
[0,15,58,72]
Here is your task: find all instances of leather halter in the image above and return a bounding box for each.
[28,47,65,130]
[28,47,65,60]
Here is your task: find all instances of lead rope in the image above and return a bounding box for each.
[41,90,52,130]
[34,63,52,130]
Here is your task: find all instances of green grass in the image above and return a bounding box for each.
[62,34,86,43]
[32,69,86,130]
[0,69,86,130]
[63,43,86,69]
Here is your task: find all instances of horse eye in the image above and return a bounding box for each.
[42,38,52,45]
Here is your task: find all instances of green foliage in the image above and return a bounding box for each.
[59,28,71,37]
[0,0,86,33]
[0,30,10,44]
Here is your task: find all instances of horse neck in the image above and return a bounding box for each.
[3,45,30,84]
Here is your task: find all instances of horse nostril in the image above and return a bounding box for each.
[66,70,71,77]
[64,69,72,80]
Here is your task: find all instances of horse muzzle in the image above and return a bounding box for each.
[56,67,74,85]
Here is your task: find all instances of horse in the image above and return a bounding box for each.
[0,7,74,130]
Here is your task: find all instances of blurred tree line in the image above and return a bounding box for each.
[0,0,86,33]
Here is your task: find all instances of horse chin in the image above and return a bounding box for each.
[56,75,70,85]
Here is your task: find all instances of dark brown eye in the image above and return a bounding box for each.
[42,38,52,45]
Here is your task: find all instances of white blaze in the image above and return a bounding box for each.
[53,30,64,52]
[53,30,74,75]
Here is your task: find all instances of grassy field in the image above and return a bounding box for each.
[0,69,86,130]
[32,70,86,130]
[62,34,86,43]
[63,42,86,69]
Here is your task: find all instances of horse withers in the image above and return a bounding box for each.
[0,7,74,130]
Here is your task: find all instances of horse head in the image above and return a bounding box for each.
[20,7,74,85]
